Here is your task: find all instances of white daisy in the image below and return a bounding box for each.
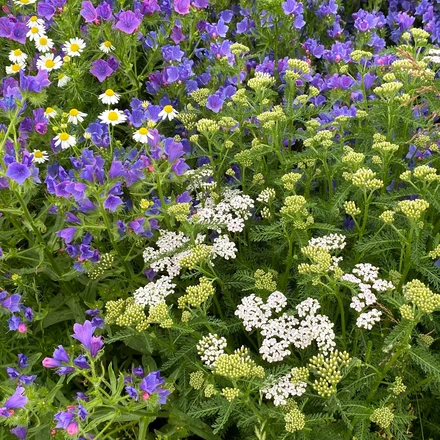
[98,109,127,126]
[62,38,86,57]
[13,0,37,6]
[44,107,57,119]
[98,89,120,105]
[36,54,62,71]
[27,15,45,27]
[133,127,154,143]
[99,40,115,53]
[67,109,87,125]
[54,132,76,150]
[158,104,179,121]
[9,49,28,64]
[57,74,71,87]
[27,25,46,42]
[32,149,49,164]
[35,36,54,53]
[6,63,25,75]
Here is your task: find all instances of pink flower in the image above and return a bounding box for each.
[174,0,190,14]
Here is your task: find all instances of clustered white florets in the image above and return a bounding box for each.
[262,371,307,406]
[235,292,336,362]
[212,235,238,260]
[308,233,347,251]
[196,333,227,367]
[193,189,254,233]
[133,276,176,307]
[341,263,394,329]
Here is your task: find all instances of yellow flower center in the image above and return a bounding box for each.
[108,111,119,121]
[12,64,21,72]
[69,109,79,117]
[164,105,173,113]
[13,49,22,56]
[105,89,115,96]
[30,16,38,22]
[58,74,65,79]
[59,132,69,141]
[31,27,39,34]
[104,41,112,48]
[39,37,48,45]
[20,0,29,4]
[46,107,54,114]
[140,199,150,209]
[45,59,55,68]
[34,151,43,158]
[139,127,149,135]
[70,43,80,52]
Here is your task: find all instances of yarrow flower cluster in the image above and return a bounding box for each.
[236,292,336,362]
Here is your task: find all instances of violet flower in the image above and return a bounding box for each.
[114,10,140,34]
[72,320,104,357]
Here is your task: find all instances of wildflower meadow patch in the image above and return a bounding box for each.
[1,0,440,438]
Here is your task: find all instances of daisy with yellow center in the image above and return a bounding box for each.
[158,104,179,121]
[98,109,127,126]
[13,0,37,6]
[54,132,76,150]
[133,127,154,144]
[57,74,71,87]
[62,38,86,57]
[27,15,45,27]
[140,199,153,209]
[36,54,62,71]
[99,40,115,54]
[26,24,46,42]
[35,36,54,53]
[32,149,49,164]
[44,107,57,119]
[9,49,28,64]
[98,89,120,105]
[6,63,25,75]
[67,109,87,125]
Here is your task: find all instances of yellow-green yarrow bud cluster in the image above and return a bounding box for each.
[343,168,383,190]
[400,304,415,320]
[351,50,373,62]
[308,350,351,397]
[428,245,440,259]
[215,350,265,379]
[196,118,220,134]
[257,188,276,204]
[281,172,302,191]
[190,88,210,106]
[189,371,205,390]
[189,134,199,143]
[370,407,394,429]
[224,140,234,149]
[235,149,253,167]
[398,199,429,219]
[168,203,190,222]
[179,244,212,270]
[230,43,250,55]
[403,279,440,313]
[89,253,114,280]
[411,28,430,43]
[413,165,439,183]
[372,155,382,164]
[379,210,395,224]
[287,58,310,74]
[391,376,407,395]
[303,130,333,148]
[181,310,192,323]
[219,116,239,131]
[372,141,399,154]
[178,277,215,309]
[419,334,434,347]
[179,112,198,130]
[298,246,333,275]
[341,147,365,167]
[373,81,403,99]
[254,269,277,291]
[105,298,125,324]
[204,383,216,397]
[414,135,431,148]
[344,201,361,216]
[257,106,286,124]
[280,195,308,217]
[111,298,149,331]
[231,88,248,105]
[221,387,240,401]
[291,367,309,384]
[284,407,306,432]
[383,72,396,82]
[147,302,173,328]
[248,72,276,90]
[308,86,319,97]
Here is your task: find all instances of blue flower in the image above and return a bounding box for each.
[6,162,31,185]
